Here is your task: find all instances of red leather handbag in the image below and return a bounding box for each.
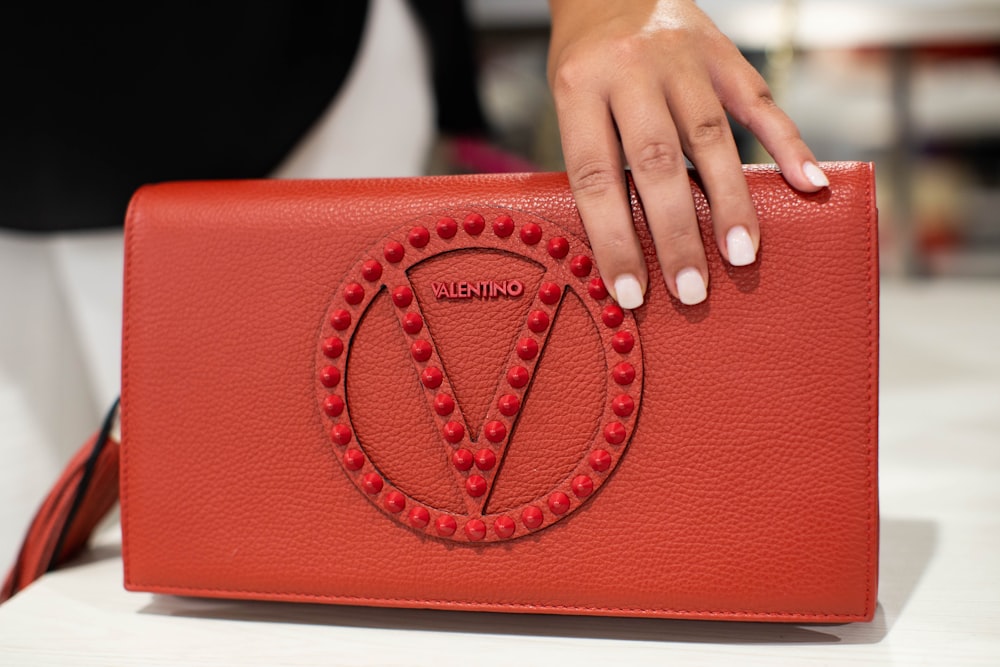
[5,164,879,622]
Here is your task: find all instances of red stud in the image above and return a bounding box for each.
[330,309,351,331]
[483,421,506,443]
[320,366,341,388]
[538,282,561,305]
[588,449,612,472]
[384,491,406,513]
[452,448,474,471]
[434,393,455,416]
[343,283,365,305]
[498,394,520,416]
[612,394,635,417]
[403,312,423,334]
[493,516,516,538]
[408,506,430,528]
[507,366,529,388]
[603,422,627,445]
[570,255,593,277]
[421,367,442,389]
[323,394,345,417]
[384,241,404,264]
[362,472,383,494]
[493,214,514,238]
[435,515,457,536]
[437,217,458,239]
[602,304,624,328]
[464,519,487,541]
[410,339,432,362]
[361,259,383,282]
[343,448,365,471]
[331,424,352,446]
[408,226,430,248]
[520,223,542,245]
[391,285,413,308]
[588,277,608,300]
[613,362,635,385]
[571,475,594,498]
[463,213,485,236]
[466,475,487,497]
[527,310,549,333]
[474,449,496,471]
[547,236,569,259]
[322,337,344,359]
[612,331,635,354]
[516,337,538,361]
[548,492,570,515]
[522,506,544,529]
[443,421,465,443]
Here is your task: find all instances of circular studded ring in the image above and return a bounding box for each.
[316,209,643,543]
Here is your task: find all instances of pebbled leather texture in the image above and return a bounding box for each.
[120,163,879,622]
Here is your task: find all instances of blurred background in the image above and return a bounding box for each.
[451,0,1000,279]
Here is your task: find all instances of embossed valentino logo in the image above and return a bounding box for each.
[431,280,524,300]
[316,211,642,543]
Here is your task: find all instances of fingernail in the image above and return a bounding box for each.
[803,161,829,188]
[613,274,644,310]
[675,268,707,305]
[726,225,756,266]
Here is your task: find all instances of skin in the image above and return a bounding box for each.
[547,0,827,306]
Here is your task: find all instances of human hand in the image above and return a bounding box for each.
[547,0,828,307]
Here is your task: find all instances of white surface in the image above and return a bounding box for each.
[2,279,999,665]
[0,230,116,570]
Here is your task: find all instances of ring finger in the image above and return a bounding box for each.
[665,75,760,268]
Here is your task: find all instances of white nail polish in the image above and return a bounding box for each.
[675,268,707,305]
[803,161,830,188]
[613,274,644,310]
[726,226,756,267]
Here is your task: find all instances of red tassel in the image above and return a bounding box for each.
[1,432,120,603]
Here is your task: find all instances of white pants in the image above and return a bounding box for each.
[0,0,434,567]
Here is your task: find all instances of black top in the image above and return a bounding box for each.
[1,3,370,231]
[3,2,491,232]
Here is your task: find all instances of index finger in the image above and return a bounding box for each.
[553,93,648,310]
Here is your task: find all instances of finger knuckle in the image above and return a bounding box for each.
[551,57,588,96]
[742,89,779,124]
[739,90,802,143]
[631,141,685,176]
[685,117,729,151]
[656,224,704,254]
[552,37,642,94]
[569,160,624,199]
[606,35,644,65]
[751,89,777,111]
[592,229,635,256]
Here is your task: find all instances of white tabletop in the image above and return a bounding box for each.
[1,277,999,666]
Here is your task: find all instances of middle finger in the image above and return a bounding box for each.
[611,83,709,306]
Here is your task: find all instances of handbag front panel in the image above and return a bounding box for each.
[120,165,879,621]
